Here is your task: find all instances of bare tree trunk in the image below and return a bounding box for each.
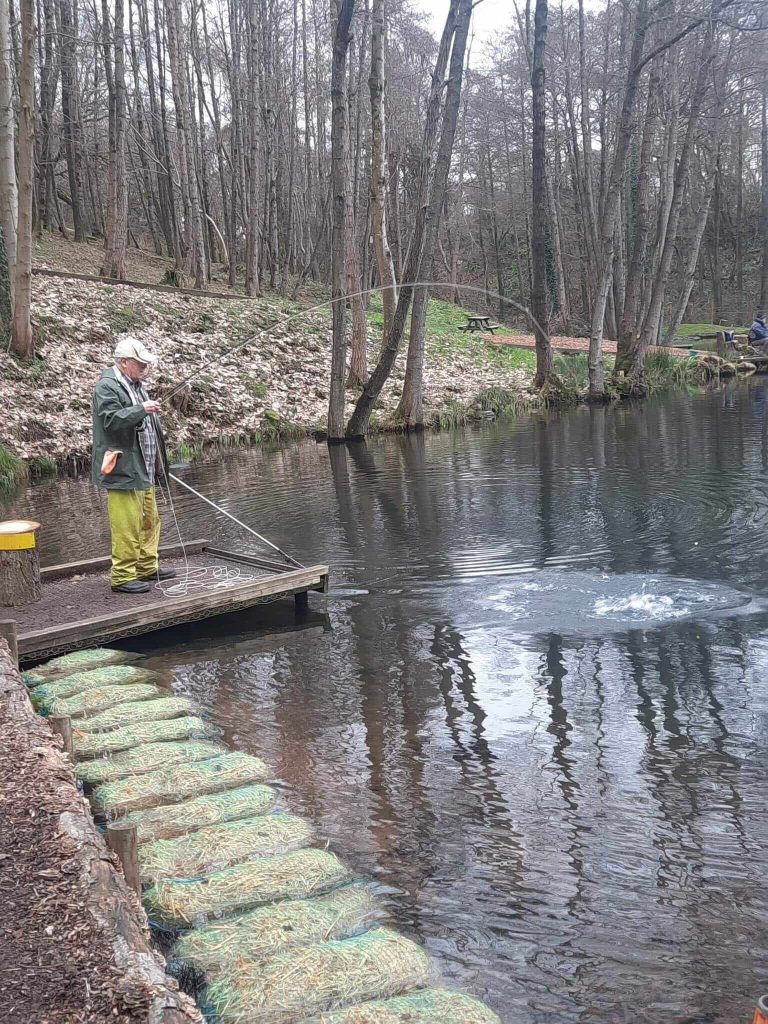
[531,0,553,387]
[59,0,84,241]
[279,0,299,294]
[327,0,355,440]
[345,10,368,389]
[711,159,722,323]
[101,0,127,279]
[389,0,472,433]
[761,70,768,311]
[368,0,396,338]
[615,71,658,371]
[245,0,261,296]
[627,25,715,387]
[167,0,206,287]
[35,0,56,234]
[666,172,717,345]
[11,0,34,359]
[0,0,16,294]
[587,0,649,400]
[735,77,744,319]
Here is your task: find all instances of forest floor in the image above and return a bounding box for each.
[1,234,539,479]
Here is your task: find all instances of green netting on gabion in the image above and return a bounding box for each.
[123,783,278,843]
[75,740,224,784]
[203,927,433,1024]
[173,883,382,975]
[74,716,208,758]
[46,683,163,720]
[140,812,315,882]
[144,848,351,926]
[92,752,271,815]
[30,666,160,710]
[307,989,502,1023]
[22,648,141,684]
[75,696,193,733]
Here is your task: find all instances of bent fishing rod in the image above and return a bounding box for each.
[155,280,547,569]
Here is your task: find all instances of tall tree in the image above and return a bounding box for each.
[0,0,16,296]
[167,0,206,287]
[531,0,554,387]
[379,0,472,434]
[327,0,356,441]
[101,0,128,278]
[59,0,85,241]
[368,0,397,339]
[11,0,35,359]
[587,0,649,399]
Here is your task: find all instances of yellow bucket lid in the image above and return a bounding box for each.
[0,520,40,550]
[0,519,40,534]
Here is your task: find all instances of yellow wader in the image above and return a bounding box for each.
[107,488,161,586]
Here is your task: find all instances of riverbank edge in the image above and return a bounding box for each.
[0,641,203,1024]
[0,383,544,489]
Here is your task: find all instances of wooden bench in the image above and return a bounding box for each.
[458,314,501,334]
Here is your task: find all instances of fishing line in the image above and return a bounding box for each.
[149,279,544,590]
[168,472,303,567]
[152,452,262,596]
[164,280,548,402]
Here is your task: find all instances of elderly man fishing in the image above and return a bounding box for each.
[92,337,176,594]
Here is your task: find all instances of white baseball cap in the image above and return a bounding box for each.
[114,336,157,364]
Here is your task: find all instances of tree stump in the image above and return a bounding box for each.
[0,520,41,606]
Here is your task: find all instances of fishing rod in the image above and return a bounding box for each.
[158,280,545,569]
[168,472,304,568]
[165,280,549,401]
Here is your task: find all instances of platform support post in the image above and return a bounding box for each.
[107,822,141,894]
[0,619,18,667]
[294,591,309,613]
[49,715,74,757]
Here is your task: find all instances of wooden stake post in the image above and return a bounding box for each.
[0,520,41,606]
[0,619,18,666]
[106,822,141,895]
[49,714,74,756]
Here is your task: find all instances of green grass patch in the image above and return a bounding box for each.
[643,350,698,392]
[553,352,616,391]
[0,442,28,493]
[28,455,58,479]
[431,399,470,431]
[109,304,148,334]
[168,440,204,465]
[161,268,186,288]
[260,411,306,443]
[477,386,538,417]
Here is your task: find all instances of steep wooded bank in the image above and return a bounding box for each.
[0,237,535,473]
[0,0,765,426]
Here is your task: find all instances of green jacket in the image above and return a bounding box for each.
[91,367,168,490]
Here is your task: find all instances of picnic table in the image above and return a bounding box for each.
[458,313,501,334]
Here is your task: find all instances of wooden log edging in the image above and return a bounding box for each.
[0,641,203,1024]
[33,265,258,303]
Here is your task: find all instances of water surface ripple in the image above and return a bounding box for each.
[7,382,768,1022]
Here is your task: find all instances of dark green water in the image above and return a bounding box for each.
[7,381,768,1022]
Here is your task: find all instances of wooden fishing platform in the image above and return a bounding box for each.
[10,538,329,664]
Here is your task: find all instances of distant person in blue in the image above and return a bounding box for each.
[750,312,768,345]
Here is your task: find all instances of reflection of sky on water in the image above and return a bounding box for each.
[7,382,768,1021]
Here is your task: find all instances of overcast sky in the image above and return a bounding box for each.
[417,0,511,48]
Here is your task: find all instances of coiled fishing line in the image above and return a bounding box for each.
[152,451,259,597]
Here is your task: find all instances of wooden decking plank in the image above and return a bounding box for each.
[41,539,210,581]
[18,564,329,656]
